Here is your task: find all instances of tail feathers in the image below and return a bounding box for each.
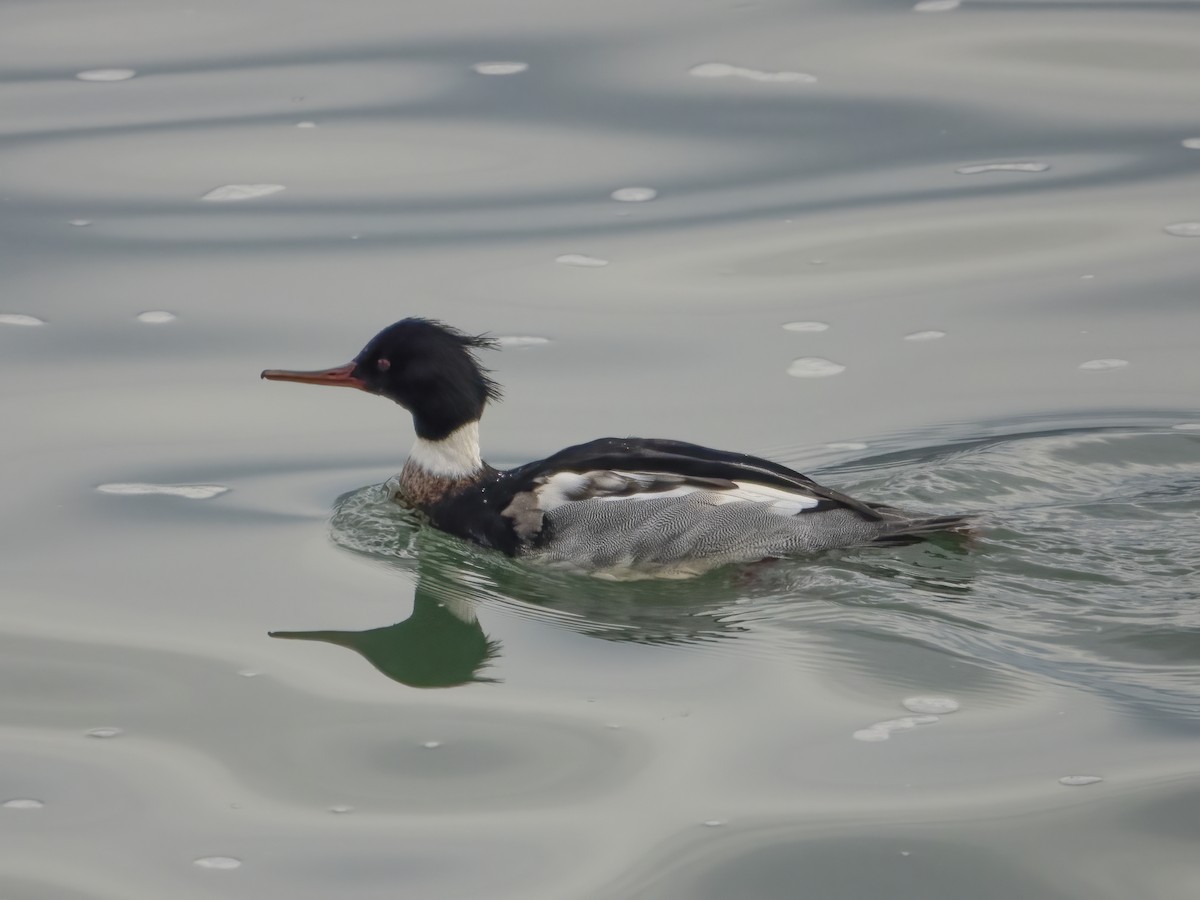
[870,511,974,547]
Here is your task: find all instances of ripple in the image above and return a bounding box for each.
[1058,775,1103,786]
[853,715,940,742]
[471,62,529,75]
[688,62,817,84]
[610,187,658,202]
[1163,222,1200,237]
[200,184,286,202]
[96,483,230,499]
[902,696,960,715]
[782,321,829,333]
[914,0,960,10]
[2,798,44,809]
[0,313,46,326]
[75,68,136,82]
[193,856,242,870]
[787,357,845,378]
[1078,358,1129,371]
[956,162,1051,175]
[903,330,947,342]
[136,310,177,324]
[555,253,609,267]
[827,441,868,451]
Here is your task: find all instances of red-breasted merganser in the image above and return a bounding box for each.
[262,318,969,578]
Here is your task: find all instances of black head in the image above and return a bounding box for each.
[262,318,500,440]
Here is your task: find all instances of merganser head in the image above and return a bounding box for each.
[261,318,500,440]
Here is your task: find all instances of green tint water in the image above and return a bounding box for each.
[3,0,1200,897]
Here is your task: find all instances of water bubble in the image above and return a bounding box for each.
[610,187,657,202]
[782,321,829,332]
[472,62,529,75]
[495,335,551,347]
[1058,775,1103,786]
[702,819,726,827]
[193,856,241,870]
[96,483,230,499]
[295,121,317,128]
[87,727,123,738]
[329,804,354,814]
[900,850,912,857]
[787,357,845,378]
[1078,358,1129,371]
[1181,138,1200,150]
[1163,222,1200,237]
[3,798,44,809]
[853,715,939,742]
[827,441,868,451]
[955,162,1051,175]
[902,696,960,715]
[236,669,261,678]
[200,184,285,202]
[136,310,176,324]
[555,253,609,267]
[0,313,46,326]
[903,330,946,342]
[421,741,442,749]
[688,62,817,84]
[76,69,136,82]
[68,219,92,227]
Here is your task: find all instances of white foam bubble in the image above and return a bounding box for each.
[902,696,960,715]
[76,68,136,82]
[914,0,960,10]
[136,310,176,324]
[702,819,726,827]
[1058,775,1103,786]
[610,187,658,202]
[421,740,442,749]
[495,335,550,347]
[1181,138,1200,149]
[782,321,829,332]
[1172,423,1200,431]
[472,62,528,75]
[96,483,230,499]
[68,219,92,227]
[295,121,317,128]
[329,804,354,814]
[689,62,817,84]
[200,184,285,202]
[237,669,261,678]
[193,856,241,870]
[1078,358,1129,371]
[827,441,868,451]
[903,330,946,342]
[0,313,46,326]
[555,253,609,267]
[1163,222,1200,237]
[853,715,939,742]
[87,727,123,738]
[3,798,44,809]
[787,357,845,378]
[955,162,1051,174]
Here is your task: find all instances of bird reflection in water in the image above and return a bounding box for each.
[269,484,974,689]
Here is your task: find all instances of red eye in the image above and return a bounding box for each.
[377,358,391,372]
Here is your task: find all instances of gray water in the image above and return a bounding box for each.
[3,0,1200,897]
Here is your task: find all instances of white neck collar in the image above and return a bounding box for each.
[406,420,483,478]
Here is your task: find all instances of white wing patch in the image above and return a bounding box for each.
[531,470,819,516]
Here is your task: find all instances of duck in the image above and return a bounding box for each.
[262,318,969,578]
